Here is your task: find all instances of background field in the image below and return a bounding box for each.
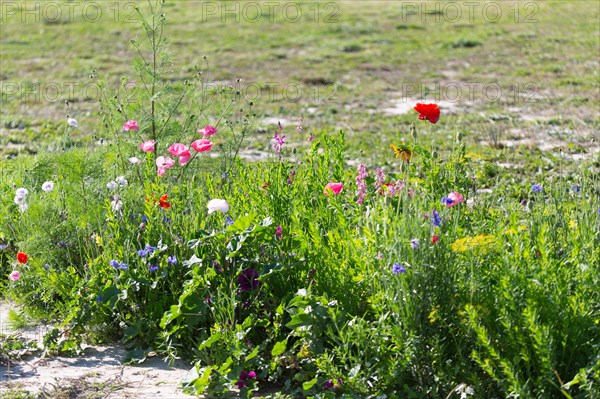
[1,0,599,166]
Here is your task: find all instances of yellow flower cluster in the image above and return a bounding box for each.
[451,234,497,253]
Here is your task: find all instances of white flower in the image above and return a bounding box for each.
[15,188,28,197]
[129,157,141,164]
[19,203,28,213]
[106,181,118,190]
[111,199,123,212]
[14,195,25,205]
[207,199,229,214]
[456,384,474,399]
[42,181,55,192]
[116,176,128,186]
[67,118,78,127]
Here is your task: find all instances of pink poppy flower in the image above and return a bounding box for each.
[324,182,343,196]
[139,140,155,152]
[156,156,175,176]
[198,125,217,137]
[9,270,20,281]
[178,150,191,165]
[122,120,139,131]
[168,143,188,157]
[129,157,141,164]
[191,139,212,152]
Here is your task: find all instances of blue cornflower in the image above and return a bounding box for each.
[141,215,148,223]
[0,244,8,251]
[109,259,120,268]
[119,262,129,270]
[410,238,420,249]
[441,197,454,206]
[431,210,442,227]
[392,263,406,274]
[571,184,581,193]
[96,295,103,303]
[44,263,50,271]
[531,184,543,192]
[167,256,177,265]
[148,264,159,272]
[137,248,149,257]
[225,215,234,225]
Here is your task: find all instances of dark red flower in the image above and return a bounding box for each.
[414,103,440,124]
[431,235,439,244]
[17,251,28,264]
[158,194,170,209]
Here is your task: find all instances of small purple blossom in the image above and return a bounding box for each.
[167,256,177,265]
[392,263,406,274]
[235,370,256,389]
[287,170,296,185]
[441,197,454,206]
[0,244,8,251]
[148,264,159,272]
[96,295,103,302]
[375,167,385,189]
[109,259,120,268]
[531,184,543,192]
[431,210,442,227]
[571,184,581,193]
[272,122,286,155]
[225,215,234,225]
[237,268,260,292]
[355,164,368,204]
[275,225,283,239]
[410,238,420,249]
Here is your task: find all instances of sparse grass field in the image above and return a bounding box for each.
[0,1,599,398]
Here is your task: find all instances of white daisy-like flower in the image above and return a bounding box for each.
[42,181,55,192]
[67,118,78,127]
[111,199,123,212]
[14,195,25,205]
[106,181,118,190]
[15,188,28,197]
[19,203,29,213]
[116,176,128,186]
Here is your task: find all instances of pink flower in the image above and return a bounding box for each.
[168,143,188,157]
[324,182,343,196]
[139,140,155,152]
[168,143,191,165]
[9,270,20,281]
[191,139,212,152]
[178,150,191,165]
[156,156,175,176]
[198,125,217,137]
[122,120,139,131]
[129,157,141,164]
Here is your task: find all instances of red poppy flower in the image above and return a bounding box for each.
[17,251,28,264]
[159,194,171,209]
[431,235,439,244]
[414,103,440,124]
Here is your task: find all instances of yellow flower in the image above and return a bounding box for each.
[569,220,578,229]
[451,234,497,254]
[390,144,413,163]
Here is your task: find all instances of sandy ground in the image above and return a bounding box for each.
[0,301,196,399]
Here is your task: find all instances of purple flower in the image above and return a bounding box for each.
[375,167,385,189]
[148,264,159,272]
[324,380,334,389]
[119,262,129,270]
[410,238,420,249]
[324,378,342,389]
[96,295,103,302]
[355,164,368,204]
[0,244,8,251]
[275,225,282,239]
[571,184,581,193]
[141,215,148,223]
[235,370,256,389]
[392,263,406,274]
[531,184,543,192]
[431,210,442,227]
[109,259,120,268]
[441,197,454,206]
[167,256,177,265]
[225,215,234,225]
[237,268,260,292]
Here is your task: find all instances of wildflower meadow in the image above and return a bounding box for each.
[1,1,599,398]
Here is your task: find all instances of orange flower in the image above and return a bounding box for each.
[17,251,28,264]
[390,144,413,163]
[159,195,171,209]
[414,103,440,124]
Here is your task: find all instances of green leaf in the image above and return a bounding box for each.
[246,345,260,361]
[198,332,221,350]
[271,339,287,356]
[286,313,312,329]
[302,377,317,391]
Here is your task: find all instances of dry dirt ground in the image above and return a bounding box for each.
[0,302,197,399]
